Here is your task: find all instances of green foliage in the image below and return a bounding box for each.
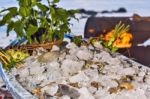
[0,0,78,44]
[72,36,82,46]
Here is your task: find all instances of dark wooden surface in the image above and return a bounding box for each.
[84,17,150,67]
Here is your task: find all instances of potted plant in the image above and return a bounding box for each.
[0,0,78,50]
[0,0,78,70]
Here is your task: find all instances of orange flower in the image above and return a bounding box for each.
[113,41,132,48]
[104,30,114,41]
[112,32,132,48]
[120,32,132,44]
[113,39,121,47]
[101,22,133,51]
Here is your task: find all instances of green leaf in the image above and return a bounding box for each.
[53,31,64,41]
[31,0,36,6]
[8,7,17,14]
[19,7,30,17]
[39,17,48,27]
[27,24,38,36]
[18,0,30,7]
[72,36,82,46]
[56,8,68,22]
[14,20,24,37]
[0,7,17,14]
[108,37,115,46]
[53,0,60,3]
[60,23,70,33]
[7,21,14,36]
[0,12,13,26]
[0,7,17,26]
[50,6,55,15]
[111,47,118,52]
[68,9,79,15]
[50,7,56,21]
[47,29,53,41]
[37,3,49,12]
[26,24,38,43]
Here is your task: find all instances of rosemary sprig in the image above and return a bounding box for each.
[114,21,130,37]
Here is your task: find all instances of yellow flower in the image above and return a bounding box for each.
[120,32,132,44]
[6,49,29,62]
[112,32,132,48]
[13,51,29,62]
